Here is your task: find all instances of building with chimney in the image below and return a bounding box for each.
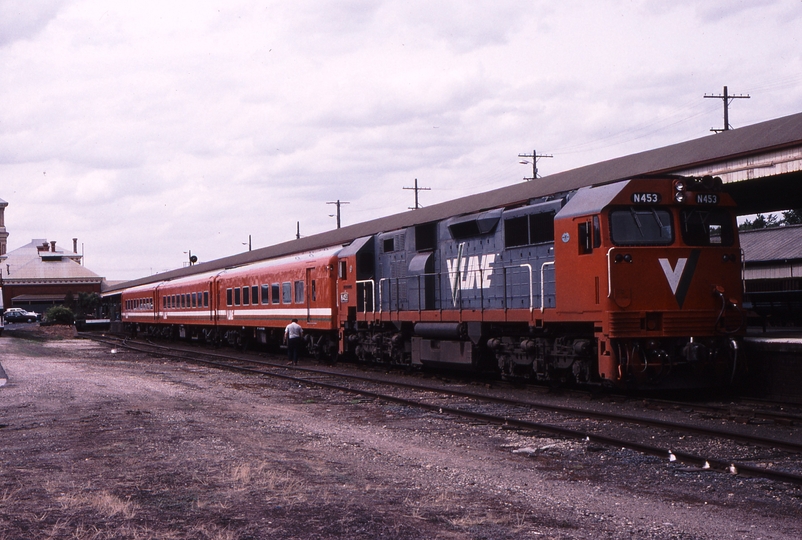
[0,199,103,315]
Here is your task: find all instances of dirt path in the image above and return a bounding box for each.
[1,328,800,539]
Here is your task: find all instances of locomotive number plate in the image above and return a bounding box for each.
[695,194,718,205]
[631,192,661,204]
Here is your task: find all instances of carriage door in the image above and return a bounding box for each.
[305,267,314,322]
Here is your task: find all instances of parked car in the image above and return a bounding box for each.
[4,308,39,323]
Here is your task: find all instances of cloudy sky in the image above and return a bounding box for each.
[2,0,801,281]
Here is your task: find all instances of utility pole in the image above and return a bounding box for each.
[518,149,553,181]
[327,199,349,229]
[403,178,431,209]
[704,85,750,132]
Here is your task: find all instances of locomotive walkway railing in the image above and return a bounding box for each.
[362,262,556,316]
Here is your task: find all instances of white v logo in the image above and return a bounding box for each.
[659,258,687,295]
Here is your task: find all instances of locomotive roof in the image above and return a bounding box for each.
[554,181,629,219]
[105,111,802,293]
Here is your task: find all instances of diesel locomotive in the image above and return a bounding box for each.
[120,175,745,389]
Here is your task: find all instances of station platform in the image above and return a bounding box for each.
[743,329,802,404]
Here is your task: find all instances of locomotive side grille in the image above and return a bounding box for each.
[609,311,722,336]
[608,312,641,335]
[662,313,716,334]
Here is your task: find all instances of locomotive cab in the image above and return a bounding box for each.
[554,176,744,388]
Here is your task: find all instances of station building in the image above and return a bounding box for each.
[0,197,104,316]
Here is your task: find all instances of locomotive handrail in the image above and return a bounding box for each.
[356,279,376,313]
[606,247,615,298]
[520,264,534,313]
[378,278,386,313]
[540,261,554,313]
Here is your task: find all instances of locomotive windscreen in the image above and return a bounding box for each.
[609,207,673,245]
[680,209,735,246]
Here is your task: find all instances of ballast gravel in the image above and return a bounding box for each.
[0,326,800,539]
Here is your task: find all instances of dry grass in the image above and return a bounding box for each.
[57,490,138,520]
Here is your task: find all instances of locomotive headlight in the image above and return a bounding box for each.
[674,180,685,192]
[614,254,633,263]
[674,192,686,203]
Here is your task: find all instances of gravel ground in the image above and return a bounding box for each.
[1,326,801,539]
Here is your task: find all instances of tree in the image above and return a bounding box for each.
[739,213,779,231]
[75,292,101,318]
[782,209,802,225]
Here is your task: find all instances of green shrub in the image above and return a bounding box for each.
[45,306,75,325]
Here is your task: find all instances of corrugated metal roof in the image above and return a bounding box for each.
[3,239,103,282]
[740,224,802,263]
[106,111,802,292]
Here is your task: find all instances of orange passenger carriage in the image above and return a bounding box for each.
[120,281,163,330]
[212,246,341,356]
[121,247,342,358]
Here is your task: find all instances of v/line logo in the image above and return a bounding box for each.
[657,250,701,309]
[446,243,496,305]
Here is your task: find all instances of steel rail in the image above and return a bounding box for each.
[87,334,802,453]
[84,334,802,486]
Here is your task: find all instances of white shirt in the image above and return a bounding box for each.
[285,321,303,339]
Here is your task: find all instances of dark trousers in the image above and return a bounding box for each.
[287,337,302,364]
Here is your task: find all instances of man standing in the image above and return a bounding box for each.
[284,318,303,365]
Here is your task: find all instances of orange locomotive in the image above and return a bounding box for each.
[122,175,744,389]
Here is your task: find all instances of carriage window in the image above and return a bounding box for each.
[203,291,209,307]
[234,288,241,306]
[339,261,347,279]
[272,283,280,304]
[680,209,734,246]
[294,280,304,303]
[261,284,270,304]
[226,288,233,306]
[311,280,316,302]
[609,207,673,246]
[242,286,250,305]
[282,282,292,304]
[251,286,259,305]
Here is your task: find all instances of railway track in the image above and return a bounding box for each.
[83,333,802,486]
